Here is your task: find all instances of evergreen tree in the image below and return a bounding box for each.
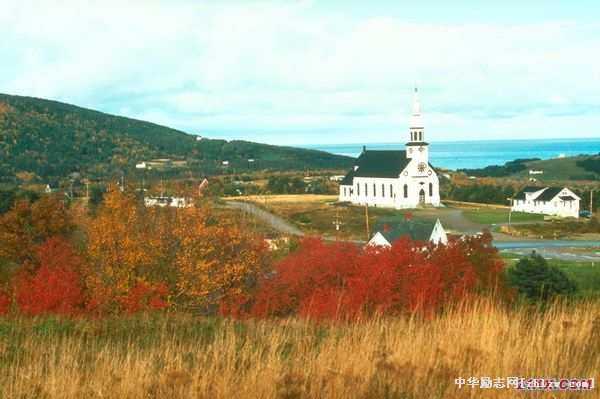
[507,253,577,301]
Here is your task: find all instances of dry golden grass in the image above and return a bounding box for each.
[222,194,339,203]
[1,300,598,399]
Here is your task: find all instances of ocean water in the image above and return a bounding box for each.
[303,138,600,170]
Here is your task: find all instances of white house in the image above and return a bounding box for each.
[368,218,448,247]
[144,196,192,208]
[512,186,580,218]
[339,88,441,209]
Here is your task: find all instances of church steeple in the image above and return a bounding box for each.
[409,87,424,143]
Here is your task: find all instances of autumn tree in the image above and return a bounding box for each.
[0,194,73,265]
[173,206,270,310]
[85,187,176,312]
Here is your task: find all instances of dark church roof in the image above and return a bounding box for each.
[536,187,563,202]
[514,186,544,200]
[374,219,437,243]
[340,150,410,184]
[514,186,570,202]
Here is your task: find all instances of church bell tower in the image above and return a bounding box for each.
[406,87,429,164]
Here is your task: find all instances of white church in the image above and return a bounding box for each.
[339,89,441,209]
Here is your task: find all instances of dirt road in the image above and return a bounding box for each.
[225,201,304,236]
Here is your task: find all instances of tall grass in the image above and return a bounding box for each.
[0,300,598,398]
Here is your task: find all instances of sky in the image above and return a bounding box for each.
[1,0,600,145]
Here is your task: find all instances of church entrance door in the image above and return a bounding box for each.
[419,189,426,205]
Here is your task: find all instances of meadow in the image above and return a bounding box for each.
[1,299,599,399]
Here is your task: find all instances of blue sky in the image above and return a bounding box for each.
[1,0,600,145]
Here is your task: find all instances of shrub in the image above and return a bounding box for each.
[507,253,577,301]
[232,233,507,320]
[119,282,170,314]
[15,237,85,316]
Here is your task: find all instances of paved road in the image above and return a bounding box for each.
[494,240,600,250]
[225,201,304,236]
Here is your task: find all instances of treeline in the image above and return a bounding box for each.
[0,191,511,319]
[445,184,515,205]
[576,156,600,176]
[458,158,539,178]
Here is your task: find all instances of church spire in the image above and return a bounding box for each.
[410,87,423,130]
[408,87,424,143]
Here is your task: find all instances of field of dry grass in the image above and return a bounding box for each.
[1,300,598,398]
[222,194,339,203]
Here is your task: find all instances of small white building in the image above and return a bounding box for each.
[367,218,448,247]
[144,196,192,208]
[512,186,580,218]
[339,88,441,209]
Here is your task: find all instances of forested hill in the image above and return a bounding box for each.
[0,93,353,181]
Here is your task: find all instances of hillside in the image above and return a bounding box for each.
[0,93,353,182]
[460,155,600,182]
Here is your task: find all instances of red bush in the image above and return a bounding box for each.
[119,281,169,314]
[227,233,506,320]
[15,237,85,316]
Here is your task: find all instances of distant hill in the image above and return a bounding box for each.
[0,93,353,182]
[459,154,600,182]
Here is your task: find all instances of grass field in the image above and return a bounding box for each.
[463,209,544,225]
[1,300,599,398]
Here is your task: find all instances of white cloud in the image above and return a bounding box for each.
[1,1,599,144]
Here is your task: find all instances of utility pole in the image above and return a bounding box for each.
[332,208,344,241]
[507,197,513,234]
[365,203,370,241]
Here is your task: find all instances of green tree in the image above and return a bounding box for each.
[507,254,577,301]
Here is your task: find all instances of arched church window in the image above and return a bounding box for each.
[357,184,360,196]
[373,183,376,197]
[365,183,368,196]
[429,183,433,197]
[390,185,394,197]
[382,184,385,197]
[403,184,408,198]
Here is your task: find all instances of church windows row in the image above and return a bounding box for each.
[411,131,424,141]
[403,184,408,198]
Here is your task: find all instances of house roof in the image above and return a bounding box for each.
[514,186,544,200]
[536,187,563,202]
[559,195,576,201]
[374,219,437,243]
[350,150,410,179]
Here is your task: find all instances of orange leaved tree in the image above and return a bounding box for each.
[173,206,270,310]
[0,195,73,265]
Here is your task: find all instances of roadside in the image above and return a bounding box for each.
[224,196,600,260]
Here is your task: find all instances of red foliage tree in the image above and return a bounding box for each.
[230,233,506,320]
[118,281,170,314]
[15,237,85,316]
